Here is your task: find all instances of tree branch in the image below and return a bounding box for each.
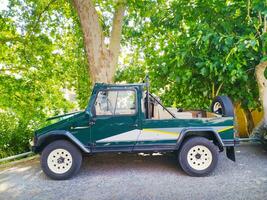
[264,14,267,34]
[31,0,56,32]
[211,83,215,98]
[72,0,107,82]
[215,82,224,96]
[109,1,126,82]
[246,0,251,22]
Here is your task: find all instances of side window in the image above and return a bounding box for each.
[115,90,136,115]
[94,90,117,115]
[94,90,136,116]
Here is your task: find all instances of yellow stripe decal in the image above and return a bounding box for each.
[144,126,234,135]
[143,129,179,136]
[218,126,234,133]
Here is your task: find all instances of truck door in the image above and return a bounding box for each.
[90,88,140,152]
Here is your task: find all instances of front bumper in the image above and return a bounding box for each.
[30,135,39,153]
[31,145,38,153]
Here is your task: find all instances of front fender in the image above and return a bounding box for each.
[32,130,90,153]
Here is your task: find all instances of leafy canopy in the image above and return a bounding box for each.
[117,0,266,110]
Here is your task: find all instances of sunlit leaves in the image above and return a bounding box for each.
[0,0,89,156]
[117,0,265,110]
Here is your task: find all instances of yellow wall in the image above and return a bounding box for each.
[234,104,263,138]
[251,109,263,127]
[234,104,249,137]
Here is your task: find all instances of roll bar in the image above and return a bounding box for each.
[144,75,176,119]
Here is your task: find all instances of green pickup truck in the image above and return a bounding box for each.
[32,81,239,180]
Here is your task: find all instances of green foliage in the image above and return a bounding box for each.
[0,0,90,157]
[0,0,266,157]
[0,111,33,157]
[117,0,266,110]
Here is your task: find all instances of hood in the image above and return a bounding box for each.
[35,111,86,135]
[46,111,83,121]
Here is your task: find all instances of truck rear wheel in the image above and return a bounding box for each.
[41,140,82,180]
[178,137,218,176]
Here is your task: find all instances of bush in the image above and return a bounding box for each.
[0,112,36,158]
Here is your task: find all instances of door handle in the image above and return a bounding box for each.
[89,121,95,126]
[131,124,138,128]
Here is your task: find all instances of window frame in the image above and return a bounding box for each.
[92,88,138,117]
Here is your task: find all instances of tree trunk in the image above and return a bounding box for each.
[109,2,125,83]
[243,107,254,135]
[72,0,125,84]
[251,61,267,139]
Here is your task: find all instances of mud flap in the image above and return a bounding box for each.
[226,146,235,162]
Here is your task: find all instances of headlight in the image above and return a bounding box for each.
[29,139,34,146]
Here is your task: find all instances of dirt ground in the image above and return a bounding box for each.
[0,143,267,200]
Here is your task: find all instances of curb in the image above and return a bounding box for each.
[0,154,39,170]
[0,151,33,163]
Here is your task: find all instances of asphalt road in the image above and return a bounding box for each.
[0,143,267,200]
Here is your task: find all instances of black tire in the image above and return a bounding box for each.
[178,137,219,177]
[41,140,82,180]
[211,96,234,117]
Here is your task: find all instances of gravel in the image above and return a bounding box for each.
[0,143,267,200]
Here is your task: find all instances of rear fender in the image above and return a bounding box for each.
[176,128,224,152]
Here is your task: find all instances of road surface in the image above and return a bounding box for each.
[0,143,267,200]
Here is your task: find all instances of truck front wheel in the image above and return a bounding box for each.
[178,137,218,176]
[41,140,82,180]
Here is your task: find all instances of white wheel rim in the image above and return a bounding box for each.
[213,102,222,113]
[187,145,212,171]
[47,149,73,174]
